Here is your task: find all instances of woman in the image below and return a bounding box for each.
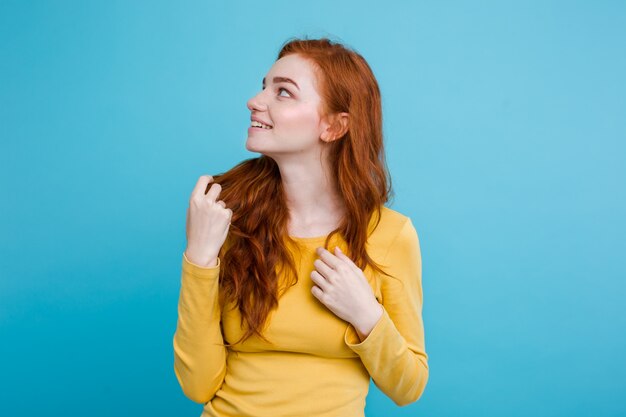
[173,37,429,417]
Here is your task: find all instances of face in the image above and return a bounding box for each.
[246,54,330,158]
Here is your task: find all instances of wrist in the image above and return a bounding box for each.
[184,249,219,268]
[354,302,383,342]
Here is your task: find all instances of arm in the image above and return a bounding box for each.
[343,218,429,406]
[173,252,227,404]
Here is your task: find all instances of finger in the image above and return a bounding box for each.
[310,270,330,292]
[334,246,363,275]
[191,175,213,200]
[311,285,324,301]
[216,200,226,208]
[313,258,336,281]
[204,182,222,202]
[315,247,343,270]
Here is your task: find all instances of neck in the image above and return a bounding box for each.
[272,151,345,225]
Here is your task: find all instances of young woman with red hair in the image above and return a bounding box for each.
[173,37,429,417]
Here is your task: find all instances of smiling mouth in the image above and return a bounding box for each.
[250,120,273,129]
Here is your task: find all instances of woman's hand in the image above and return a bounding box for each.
[310,246,383,340]
[184,175,232,267]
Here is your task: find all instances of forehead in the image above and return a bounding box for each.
[265,54,320,91]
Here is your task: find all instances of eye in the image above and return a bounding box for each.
[260,85,292,97]
[277,87,291,97]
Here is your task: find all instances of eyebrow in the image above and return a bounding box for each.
[262,76,300,90]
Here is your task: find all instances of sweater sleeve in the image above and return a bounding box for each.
[173,252,227,404]
[343,218,429,406]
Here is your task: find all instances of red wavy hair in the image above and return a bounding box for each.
[211,37,395,346]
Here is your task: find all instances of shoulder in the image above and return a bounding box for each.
[369,205,412,237]
[367,205,416,254]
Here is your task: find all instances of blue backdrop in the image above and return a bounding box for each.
[1,1,624,416]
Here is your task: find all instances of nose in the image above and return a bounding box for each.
[246,89,267,113]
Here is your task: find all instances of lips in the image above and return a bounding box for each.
[251,116,272,127]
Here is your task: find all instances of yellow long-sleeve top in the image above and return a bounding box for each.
[173,206,429,417]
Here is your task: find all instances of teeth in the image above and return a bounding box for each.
[251,120,272,129]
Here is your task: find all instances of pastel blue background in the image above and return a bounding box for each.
[1,1,624,416]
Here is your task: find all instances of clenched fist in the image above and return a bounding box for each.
[184,175,232,267]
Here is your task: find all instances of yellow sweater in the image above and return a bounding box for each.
[173,206,429,417]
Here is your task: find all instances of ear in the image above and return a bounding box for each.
[320,112,349,143]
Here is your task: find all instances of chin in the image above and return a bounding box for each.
[245,138,269,155]
[245,139,261,153]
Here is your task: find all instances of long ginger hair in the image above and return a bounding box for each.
[211,37,395,346]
